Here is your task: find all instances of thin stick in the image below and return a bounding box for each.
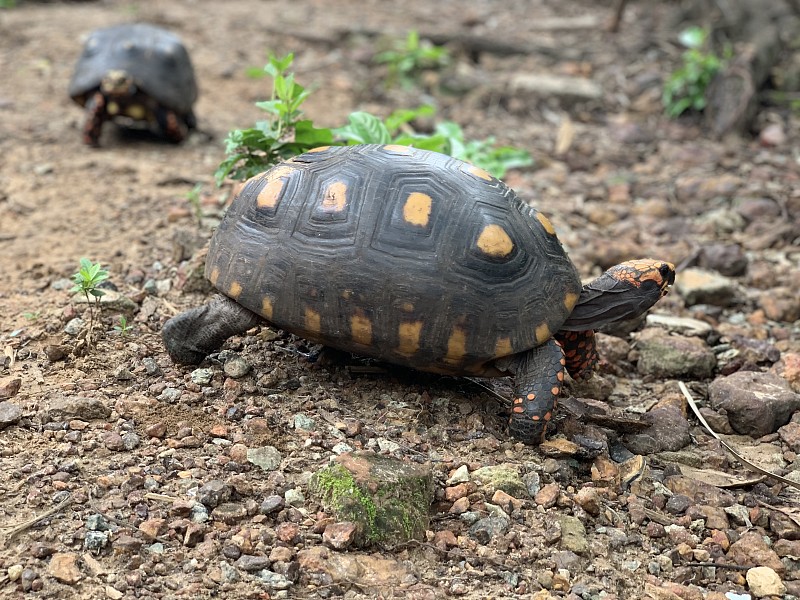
[3,495,73,546]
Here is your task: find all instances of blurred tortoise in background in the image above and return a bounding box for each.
[162,144,675,444]
[69,23,198,146]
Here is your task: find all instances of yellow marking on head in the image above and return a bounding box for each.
[563,291,579,313]
[350,310,372,346]
[321,181,348,212]
[262,296,273,320]
[308,146,330,153]
[551,386,560,396]
[444,327,467,364]
[477,224,514,257]
[494,337,513,358]
[466,164,492,181]
[209,267,220,286]
[304,307,321,334]
[384,144,412,153]
[107,101,119,115]
[526,393,535,400]
[535,323,551,344]
[125,105,146,119]
[402,192,432,227]
[341,289,352,300]
[399,302,414,313]
[536,212,556,235]
[229,281,242,299]
[397,321,423,357]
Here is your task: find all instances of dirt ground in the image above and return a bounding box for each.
[1,0,799,599]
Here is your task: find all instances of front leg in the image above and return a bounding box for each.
[507,338,566,444]
[156,106,188,143]
[82,91,107,147]
[162,294,263,365]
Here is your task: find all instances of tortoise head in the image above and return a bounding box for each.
[560,259,675,331]
[101,69,136,96]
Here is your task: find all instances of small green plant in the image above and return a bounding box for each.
[334,109,533,178]
[185,183,204,223]
[215,53,333,184]
[0,0,17,9]
[23,311,41,321]
[663,26,725,118]
[374,30,450,89]
[70,258,109,349]
[217,55,532,183]
[113,315,132,336]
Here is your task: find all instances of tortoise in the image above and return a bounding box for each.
[68,23,198,146]
[162,144,675,444]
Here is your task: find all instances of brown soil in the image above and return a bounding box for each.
[1,1,799,599]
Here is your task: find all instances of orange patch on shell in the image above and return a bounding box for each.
[308,146,330,153]
[304,307,321,334]
[397,321,423,357]
[402,192,433,227]
[229,281,242,299]
[535,323,551,345]
[383,144,413,153]
[494,336,513,358]
[536,212,556,235]
[444,327,467,365]
[350,310,372,346]
[464,164,492,181]
[256,165,294,209]
[563,291,579,313]
[321,181,348,212]
[261,296,273,320]
[208,267,220,286]
[476,224,514,257]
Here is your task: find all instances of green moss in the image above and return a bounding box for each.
[310,455,433,546]
[311,464,380,541]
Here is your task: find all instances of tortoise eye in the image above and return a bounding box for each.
[659,263,675,285]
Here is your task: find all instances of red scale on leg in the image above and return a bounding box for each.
[555,329,598,381]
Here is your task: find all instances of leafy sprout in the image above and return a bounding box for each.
[663,26,726,118]
[70,258,109,349]
[373,30,450,89]
[217,53,532,183]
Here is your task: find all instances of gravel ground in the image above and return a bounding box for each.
[1,1,799,599]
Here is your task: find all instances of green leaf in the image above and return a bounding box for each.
[333,112,392,144]
[293,120,335,146]
[384,105,435,134]
[678,26,707,50]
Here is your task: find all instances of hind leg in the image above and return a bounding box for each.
[162,294,263,365]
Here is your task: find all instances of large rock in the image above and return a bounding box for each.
[674,267,737,307]
[708,371,800,437]
[309,451,433,547]
[636,329,716,379]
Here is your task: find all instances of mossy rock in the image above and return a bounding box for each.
[309,451,433,547]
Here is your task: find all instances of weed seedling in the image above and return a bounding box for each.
[215,53,333,184]
[113,315,132,336]
[374,30,450,89]
[663,26,726,118]
[217,53,532,183]
[23,311,41,321]
[70,258,109,349]
[185,183,204,224]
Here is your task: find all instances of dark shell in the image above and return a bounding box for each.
[206,145,582,375]
[68,23,197,113]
